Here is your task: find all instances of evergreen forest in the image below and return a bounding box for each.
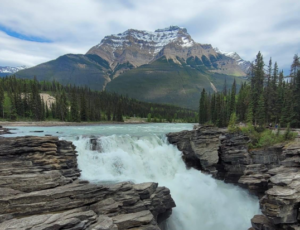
[199,53,300,128]
[0,77,197,123]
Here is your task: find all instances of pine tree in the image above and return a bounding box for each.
[291,54,300,78]
[80,93,87,121]
[251,52,265,124]
[58,91,68,121]
[292,70,300,127]
[246,100,254,124]
[199,89,207,124]
[70,89,80,122]
[230,79,236,115]
[257,93,265,126]
[116,102,124,122]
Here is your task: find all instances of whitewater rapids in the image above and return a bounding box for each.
[73,133,260,230]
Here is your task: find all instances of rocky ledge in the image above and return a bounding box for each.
[167,125,300,230]
[0,136,175,230]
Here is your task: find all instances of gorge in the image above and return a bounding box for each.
[0,123,276,230]
[167,125,300,230]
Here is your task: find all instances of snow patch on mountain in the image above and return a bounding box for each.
[97,26,193,55]
[214,47,250,71]
[0,66,27,74]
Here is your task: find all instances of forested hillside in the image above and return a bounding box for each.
[0,76,197,122]
[199,53,300,128]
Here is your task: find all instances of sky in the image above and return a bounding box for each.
[0,0,299,74]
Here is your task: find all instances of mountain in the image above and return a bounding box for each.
[16,54,112,89]
[214,48,251,74]
[16,26,249,109]
[0,66,27,77]
[87,26,249,77]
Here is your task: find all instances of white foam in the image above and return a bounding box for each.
[74,134,260,230]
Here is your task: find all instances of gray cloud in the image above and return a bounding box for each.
[0,0,299,74]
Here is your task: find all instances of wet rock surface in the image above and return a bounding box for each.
[167,126,300,230]
[0,136,175,230]
[0,126,11,136]
[167,125,223,174]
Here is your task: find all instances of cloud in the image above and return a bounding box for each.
[0,31,88,66]
[0,0,299,73]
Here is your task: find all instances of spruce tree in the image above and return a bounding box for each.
[291,54,300,78]
[257,93,265,126]
[230,79,236,115]
[70,89,80,122]
[80,93,87,121]
[292,70,300,127]
[251,52,265,124]
[199,89,207,124]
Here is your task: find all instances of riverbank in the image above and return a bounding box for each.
[0,120,144,127]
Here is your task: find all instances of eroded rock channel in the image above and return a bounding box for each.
[167,125,300,230]
[0,136,175,230]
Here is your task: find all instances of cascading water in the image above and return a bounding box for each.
[73,133,260,230]
[5,124,260,229]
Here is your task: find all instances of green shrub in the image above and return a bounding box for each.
[228,113,240,133]
[240,124,297,149]
[283,124,297,141]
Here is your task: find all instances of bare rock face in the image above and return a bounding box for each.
[258,144,300,227]
[0,136,175,230]
[87,26,249,77]
[167,126,300,229]
[167,125,223,174]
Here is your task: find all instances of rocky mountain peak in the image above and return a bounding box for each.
[86,26,195,68]
[214,47,251,73]
[0,65,27,74]
[95,26,193,51]
[86,26,250,76]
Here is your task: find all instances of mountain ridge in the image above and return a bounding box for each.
[87,26,250,77]
[15,26,248,109]
[0,66,27,76]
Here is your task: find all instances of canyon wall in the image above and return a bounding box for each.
[167,126,300,230]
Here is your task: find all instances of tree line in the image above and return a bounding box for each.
[0,76,197,122]
[199,53,300,128]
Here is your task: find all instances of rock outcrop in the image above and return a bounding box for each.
[0,136,175,230]
[167,126,300,230]
[167,125,223,175]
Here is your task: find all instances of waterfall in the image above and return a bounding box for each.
[73,134,260,230]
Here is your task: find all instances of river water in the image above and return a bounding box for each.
[5,123,260,229]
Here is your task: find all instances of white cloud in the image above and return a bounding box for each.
[0,0,299,72]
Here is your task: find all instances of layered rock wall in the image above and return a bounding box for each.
[167,126,223,174]
[167,126,300,230]
[0,136,175,230]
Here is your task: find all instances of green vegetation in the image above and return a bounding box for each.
[199,52,300,128]
[0,76,197,122]
[106,56,242,110]
[239,124,297,149]
[14,50,245,110]
[198,52,300,148]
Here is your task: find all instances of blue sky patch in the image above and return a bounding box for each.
[0,25,51,43]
